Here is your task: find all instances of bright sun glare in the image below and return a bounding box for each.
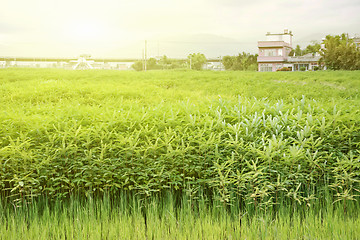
[65,20,105,41]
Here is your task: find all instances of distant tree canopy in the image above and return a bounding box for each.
[132,61,143,71]
[305,41,321,55]
[187,53,207,70]
[132,58,159,71]
[158,56,186,69]
[319,34,360,70]
[222,52,258,71]
[132,56,187,71]
[132,35,360,72]
[146,58,159,70]
[286,35,360,70]
[289,41,321,56]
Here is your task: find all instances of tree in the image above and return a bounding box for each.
[222,53,258,71]
[289,41,322,57]
[319,34,360,70]
[188,53,207,70]
[159,55,171,66]
[158,55,186,69]
[222,56,234,70]
[304,41,321,55]
[245,54,258,71]
[147,58,159,70]
[132,58,164,71]
[132,61,143,71]
[294,45,302,56]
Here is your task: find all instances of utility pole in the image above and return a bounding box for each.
[144,40,147,71]
[157,41,159,58]
[219,56,222,71]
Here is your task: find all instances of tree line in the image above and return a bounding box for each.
[319,34,360,70]
[290,34,360,70]
[132,52,258,71]
[222,52,258,71]
[132,53,211,71]
[289,41,321,56]
[132,33,360,71]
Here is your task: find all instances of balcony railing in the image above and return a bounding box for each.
[258,41,292,48]
[257,56,287,62]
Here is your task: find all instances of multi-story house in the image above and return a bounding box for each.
[258,29,321,71]
[257,29,293,71]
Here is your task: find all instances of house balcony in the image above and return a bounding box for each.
[257,56,287,62]
[258,41,292,48]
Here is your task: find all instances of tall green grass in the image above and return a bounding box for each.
[0,194,359,239]
[0,69,360,238]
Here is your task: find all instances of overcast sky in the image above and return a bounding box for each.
[0,0,359,58]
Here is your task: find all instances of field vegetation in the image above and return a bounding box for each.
[0,68,359,239]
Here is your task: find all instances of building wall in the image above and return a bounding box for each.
[257,45,289,71]
[259,62,320,72]
[257,30,294,72]
[353,37,360,48]
[266,34,292,45]
[258,63,285,72]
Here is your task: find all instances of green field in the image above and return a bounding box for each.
[1,68,360,239]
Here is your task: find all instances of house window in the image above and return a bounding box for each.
[264,49,276,56]
[294,64,309,71]
[278,49,282,56]
[260,64,273,72]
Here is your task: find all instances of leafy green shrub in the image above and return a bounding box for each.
[276,67,291,71]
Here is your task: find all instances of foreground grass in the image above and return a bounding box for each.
[1,195,359,240]
[0,69,360,238]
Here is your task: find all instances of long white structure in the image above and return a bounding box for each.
[0,57,137,70]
